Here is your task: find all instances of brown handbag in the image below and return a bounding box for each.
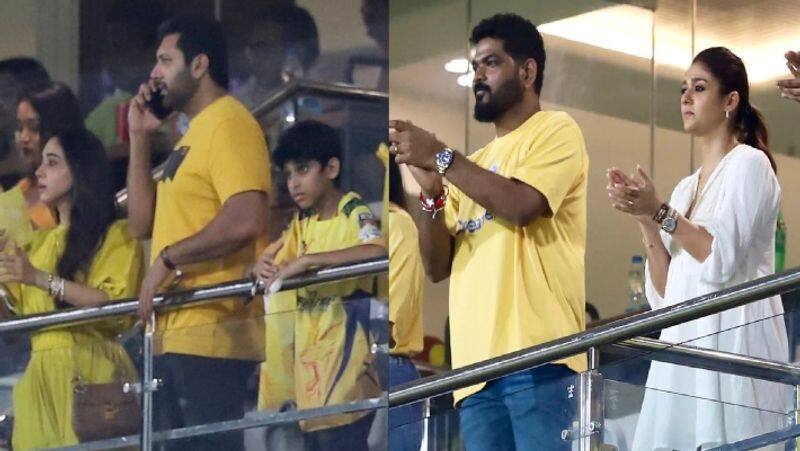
[72,378,141,442]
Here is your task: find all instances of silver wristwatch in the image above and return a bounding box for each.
[434,147,455,175]
[659,207,678,234]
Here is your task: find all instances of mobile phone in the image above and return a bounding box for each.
[145,86,172,120]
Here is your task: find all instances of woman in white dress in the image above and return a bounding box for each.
[607,46,790,450]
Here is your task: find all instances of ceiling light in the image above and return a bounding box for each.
[457,72,474,87]
[537,4,790,83]
[445,58,470,74]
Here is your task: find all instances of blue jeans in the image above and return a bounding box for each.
[389,356,424,451]
[459,364,577,451]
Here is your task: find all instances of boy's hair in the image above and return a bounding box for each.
[469,13,546,94]
[274,119,343,185]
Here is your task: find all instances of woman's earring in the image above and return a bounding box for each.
[725,110,730,119]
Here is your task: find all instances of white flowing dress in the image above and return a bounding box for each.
[631,145,790,451]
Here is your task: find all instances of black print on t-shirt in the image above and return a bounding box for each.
[163,146,190,181]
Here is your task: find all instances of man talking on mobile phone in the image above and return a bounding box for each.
[126,14,269,451]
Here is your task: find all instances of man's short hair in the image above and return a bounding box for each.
[274,120,343,185]
[157,15,229,89]
[469,13,546,94]
[0,57,50,92]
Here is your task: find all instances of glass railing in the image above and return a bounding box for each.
[0,320,144,450]
[390,268,800,451]
[0,258,387,450]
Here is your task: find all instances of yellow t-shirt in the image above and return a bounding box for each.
[388,204,424,356]
[7,220,141,450]
[150,95,270,360]
[445,111,589,404]
[258,191,384,431]
[7,220,143,345]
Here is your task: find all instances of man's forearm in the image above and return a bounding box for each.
[409,203,453,283]
[165,191,268,267]
[126,134,156,239]
[445,152,547,226]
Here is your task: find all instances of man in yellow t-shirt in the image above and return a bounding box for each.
[390,13,588,450]
[253,120,386,451]
[126,16,269,451]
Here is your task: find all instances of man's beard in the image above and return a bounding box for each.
[163,68,198,112]
[473,76,524,123]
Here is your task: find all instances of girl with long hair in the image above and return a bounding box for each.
[0,128,142,448]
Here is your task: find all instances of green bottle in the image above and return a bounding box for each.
[776,211,786,273]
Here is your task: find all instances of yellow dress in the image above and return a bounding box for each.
[7,220,143,450]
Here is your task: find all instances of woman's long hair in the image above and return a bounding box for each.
[388,153,407,210]
[18,81,84,146]
[692,47,776,173]
[52,129,116,281]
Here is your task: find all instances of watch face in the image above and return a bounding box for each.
[662,217,677,233]
[435,148,454,174]
[436,150,452,165]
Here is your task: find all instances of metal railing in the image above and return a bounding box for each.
[113,78,388,209]
[0,257,388,450]
[604,336,800,386]
[250,77,388,119]
[0,257,387,336]
[389,267,800,407]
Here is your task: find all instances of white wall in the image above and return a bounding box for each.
[0,0,80,93]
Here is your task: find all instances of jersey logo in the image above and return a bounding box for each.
[358,212,381,242]
[163,146,190,182]
[455,211,494,235]
[341,197,367,217]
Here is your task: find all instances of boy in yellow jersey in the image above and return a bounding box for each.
[390,13,588,451]
[254,120,386,451]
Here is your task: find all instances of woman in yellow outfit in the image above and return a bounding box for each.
[0,128,142,449]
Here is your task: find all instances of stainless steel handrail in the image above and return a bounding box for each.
[114,162,165,209]
[113,78,387,209]
[389,267,800,407]
[603,337,800,386]
[250,77,388,118]
[0,257,387,335]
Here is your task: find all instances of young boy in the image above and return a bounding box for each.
[254,120,386,451]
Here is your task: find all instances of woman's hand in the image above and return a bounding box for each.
[0,241,42,286]
[607,165,663,222]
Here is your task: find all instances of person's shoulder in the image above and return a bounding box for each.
[102,220,139,248]
[339,192,373,218]
[389,206,417,236]
[208,96,262,130]
[728,144,772,170]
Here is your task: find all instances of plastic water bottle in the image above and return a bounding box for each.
[626,255,646,312]
[776,211,786,273]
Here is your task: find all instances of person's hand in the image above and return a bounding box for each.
[777,51,800,102]
[137,255,172,322]
[256,256,310,289]
[128,81,163,137]
[253,252,280,283]
[406,165,444,198]
[607,165,662,221]
[389,120,447,171]
[0,240,41,286]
